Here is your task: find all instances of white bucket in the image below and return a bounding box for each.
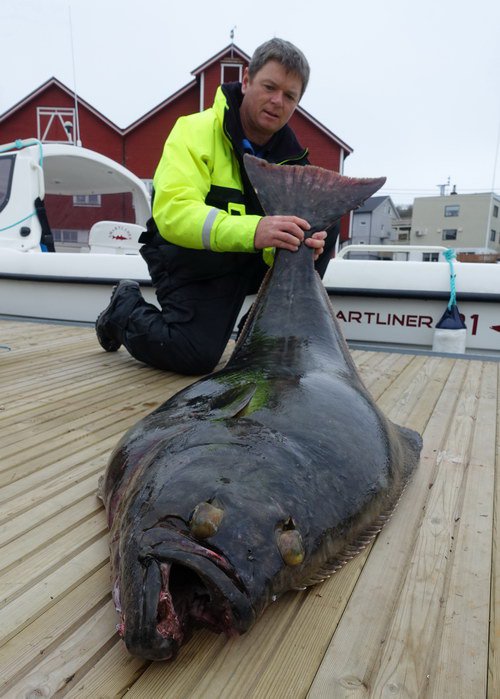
[432,327,467,354]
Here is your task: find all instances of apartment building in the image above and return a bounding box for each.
[409,192,500,255]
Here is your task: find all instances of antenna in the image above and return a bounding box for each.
[68,5,82,146]
[436,176,450,196]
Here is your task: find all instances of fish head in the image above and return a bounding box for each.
[112,436,296,661]
[116,522,255,661]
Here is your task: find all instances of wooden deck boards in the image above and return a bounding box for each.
[0,319,498,698]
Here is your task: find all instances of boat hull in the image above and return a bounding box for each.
[328,294,498,352]
[1,250,499,355]
[324,256,500,354]
[0,249,158,323]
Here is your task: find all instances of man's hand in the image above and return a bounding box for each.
[254,216,327,260]
[305,230,327,261]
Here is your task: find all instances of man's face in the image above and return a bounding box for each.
[239,60,303,145]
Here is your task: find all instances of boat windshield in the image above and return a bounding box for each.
[0,155,15,214]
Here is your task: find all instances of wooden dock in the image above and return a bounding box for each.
[0,319,498,698]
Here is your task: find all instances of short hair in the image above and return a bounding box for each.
[248,38,310,98]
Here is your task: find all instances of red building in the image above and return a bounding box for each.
[0,44,353,243]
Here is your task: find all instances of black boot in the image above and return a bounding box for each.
[95,280,141,352]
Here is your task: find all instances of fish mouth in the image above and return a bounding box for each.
[119,531,255,661]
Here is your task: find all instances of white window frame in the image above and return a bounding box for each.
[220,62,243,84]
[444,204,460,217]
[37,107,77,143]
[73,194,102,207]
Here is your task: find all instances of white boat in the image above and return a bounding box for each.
[323,245,500,355]
[0,138,157,322]
[1,139,499,356]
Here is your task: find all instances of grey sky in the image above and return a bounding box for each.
[1,0,499,205]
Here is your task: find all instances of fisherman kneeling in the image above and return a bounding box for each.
[95,37,336,375]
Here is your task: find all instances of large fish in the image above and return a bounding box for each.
[99,156,423,661]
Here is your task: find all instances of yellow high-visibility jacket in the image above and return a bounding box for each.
[151,82,308,266]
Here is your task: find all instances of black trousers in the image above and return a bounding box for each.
[120,227,338,375]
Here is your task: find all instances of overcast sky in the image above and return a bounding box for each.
[1,0,499,205]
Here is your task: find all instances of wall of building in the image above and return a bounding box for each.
[410,193,500,251]
[289,112,342,171]
[124,88,200,179]
[0,85,124,164]
[351,199,398,246]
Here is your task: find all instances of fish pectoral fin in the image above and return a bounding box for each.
[209,384,259,420]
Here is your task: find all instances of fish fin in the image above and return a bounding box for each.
[244,154,386,233]
[96,474,104,502]
[209,384,258,419]
[395,424,424,478]
[298,521,387,587]
[298,501,404,588]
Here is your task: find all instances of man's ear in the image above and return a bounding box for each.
[241,67,250,94]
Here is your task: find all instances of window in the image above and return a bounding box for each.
[491,230,496,242]
[444,205,459,217]
[423,253,440,262]
[442,229,457,240]
[494,205,499,218]
[53,229,79,243]
[73,194,101,207]
[398,232,409,241]
[37,107,76,143]
[221,62,243,83]
[0,155,15,213]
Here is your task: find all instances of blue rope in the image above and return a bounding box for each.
[0,211,36,232]
[0,139,44,232]
[0,138,43,166]
[443,248,457,309]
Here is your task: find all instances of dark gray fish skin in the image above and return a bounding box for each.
[100,160,422,661]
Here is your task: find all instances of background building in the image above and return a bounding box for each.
[348,195,399,254]
[409,192,500,259]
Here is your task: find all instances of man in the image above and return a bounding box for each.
[96,38,337,374]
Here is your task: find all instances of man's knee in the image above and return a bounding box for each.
[171,344,222,375]
[125,332,222,376]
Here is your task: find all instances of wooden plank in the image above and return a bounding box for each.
[307,357,471,697]
[489,363,500,699]
[364,360,485,697]
[0,512,106,606]
[429,361,497,697]
[0,493,102,570]
[0,537,108,645]
[64,641,148,699]
[358,351,416,398]
[0,566,110,693]
[0,439,113,516]
[320,357,484,699]
[0,474,103,546]
[5,602,118,698]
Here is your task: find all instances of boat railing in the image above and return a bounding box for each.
[337,244,450,261]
